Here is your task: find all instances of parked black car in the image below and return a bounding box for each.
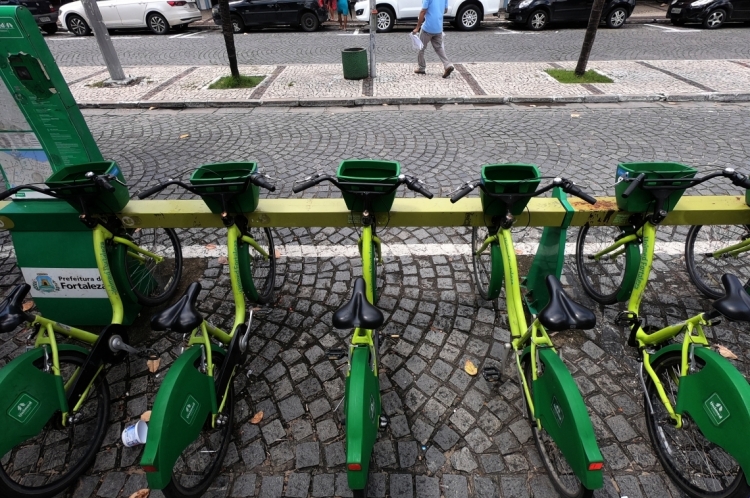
[506,0,635,30]
[0,0,58,33]
[212,0,328,32]
[667,0,750,28]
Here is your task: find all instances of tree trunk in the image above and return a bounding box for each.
[218,0,240,79]
[575,0,607,76]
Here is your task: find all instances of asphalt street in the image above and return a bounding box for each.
[44,22,750,66]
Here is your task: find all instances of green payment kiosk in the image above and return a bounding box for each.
[0,6,140,325]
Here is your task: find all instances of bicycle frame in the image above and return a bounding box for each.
[627,221,750,481]
[495,227,603,490]
[142,220,269,489]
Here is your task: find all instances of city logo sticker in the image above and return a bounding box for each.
[32,273,60,293]
[551,396,564,427]
[8,393,40,424]
[181,395,201,425]
[704,393,730,426]
[369,395,376,423]
[0,17,22,38]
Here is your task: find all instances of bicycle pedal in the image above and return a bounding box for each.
[326,348,347,361]
[614,311,638,327]
[482,366,501,383]
[379,414,389,429]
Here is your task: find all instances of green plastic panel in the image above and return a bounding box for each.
[142,345,223,490]
[237,238,259,303]
[531,348,603,490]
[485,241,504,300]
[616,232,641,304]
[0,344,88,457]
[345,346,381,491]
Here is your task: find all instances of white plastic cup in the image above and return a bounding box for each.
[122,420,148,447]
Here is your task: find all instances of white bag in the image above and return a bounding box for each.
[410,33,423,51]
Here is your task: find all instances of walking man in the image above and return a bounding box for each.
[412,0,454,77]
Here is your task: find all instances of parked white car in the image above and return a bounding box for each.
[59,0,201,35]
[353,0,499,31]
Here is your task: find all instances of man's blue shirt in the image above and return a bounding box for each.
[422,0,447,33]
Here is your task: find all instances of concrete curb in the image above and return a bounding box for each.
[77,91,750,109]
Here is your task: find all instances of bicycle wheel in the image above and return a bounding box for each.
[644,351,750,498]
[472,226,493,300]
[120,227,183,307]
[163,352,234,498]
[241,227,276,304]
[523,357,593,498]
[685,225,750,300]
[0,350,110,498]
[576,224,629,305]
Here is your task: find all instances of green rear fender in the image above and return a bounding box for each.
[142,344,224,489]
[527,348,603,490]
[0,344,89,457]
[346,346,380,491]
[486,242,504,300]
[238,238,260,303]
[653,345,750,482]
[616,239,640,303]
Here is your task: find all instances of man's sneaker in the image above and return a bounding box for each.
[414,67,426,74]
[443,66,455,78]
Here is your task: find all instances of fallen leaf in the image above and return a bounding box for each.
[22,301,33,312]
[179,133,190,139]
[717,344,738,360]
[140,410,152,422]
[205,243,217,250]
[250,411,264,424]
[148,106,155,111]
[147,358,161,373]
[571,113,580,118]
[275,249,282,259]
[129,490,150,498]
[464,360,478,376]
[218,256,228,265]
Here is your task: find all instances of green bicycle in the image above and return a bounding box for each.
[0,167,182,498]
[293,163,432,497]
[136,163,276,498]
[685,223,750,300]
[450,165,602,498]
[576,164,750,498]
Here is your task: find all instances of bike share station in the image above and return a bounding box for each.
[4,3,750,496]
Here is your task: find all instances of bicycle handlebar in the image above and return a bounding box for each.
[619,167,750,197]
[138,172,276,199]
[0,172,119,201]
[620,173,646,199]
[449,177,597,206]
[292,173,433,199]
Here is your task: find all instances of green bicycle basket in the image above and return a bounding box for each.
[336,159,401,213]
[45,161,129,214]
[614,162,697,213]
[480,163,541,216]
[190,162,259,214]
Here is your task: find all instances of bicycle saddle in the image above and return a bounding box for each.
[711,274,750,322]
[151,282,204,333]
[0,284,32,333]
[332,278,384,330]
[538,275,596,331]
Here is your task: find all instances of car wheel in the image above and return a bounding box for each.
[456,3,481,30]
[66,14,91,36]
[606,6,627,28]
[670,18,685,25]
[299,11,319,31]
[147,12,170,34]
[375,6,395,32]
[42,23,58,34]
[527,9,547,30]
[231,14,244,33]
[702,8,725,28]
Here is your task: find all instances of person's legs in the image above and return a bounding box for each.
[416,31,432,72]
[431,33,453,69]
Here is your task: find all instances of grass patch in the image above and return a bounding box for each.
[208,75,265,89]
[545,69,613,84]
[88,80,105,88]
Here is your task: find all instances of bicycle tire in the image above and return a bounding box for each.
[162,351,234,498]
[369,239,385,304]
[0,350,110,498]
[472,226,493,300]
[523,357,594,498]
[240,227,276,304]
[644,350,750,498]
[575,224,629,305]
[685,224,750,300]
[120,227,183,307]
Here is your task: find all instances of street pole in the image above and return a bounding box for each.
[80,0,131,83]
[369,0,376,78]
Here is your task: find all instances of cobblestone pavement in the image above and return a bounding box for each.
[44,23,750,67]
[56,59,750,105]
[2,104,750,497]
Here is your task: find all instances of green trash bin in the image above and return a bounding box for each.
[342,47,369,80]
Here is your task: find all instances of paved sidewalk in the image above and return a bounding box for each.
[61,58,750,107]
